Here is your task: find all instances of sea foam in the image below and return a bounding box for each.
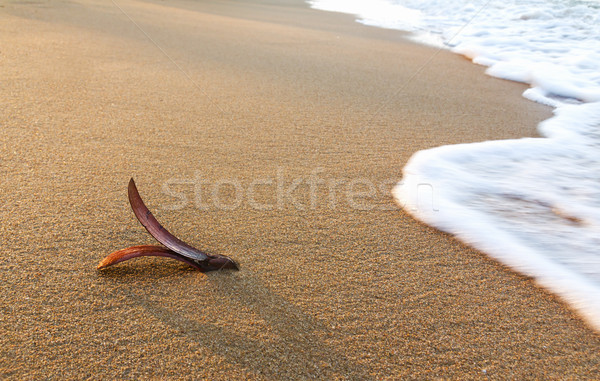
[309,0,600,331]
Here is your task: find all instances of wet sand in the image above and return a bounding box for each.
[1,0,598,378]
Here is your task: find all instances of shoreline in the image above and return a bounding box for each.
[1,0,599,378]
[311,0,600,332]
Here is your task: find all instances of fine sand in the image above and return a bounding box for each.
[1,0,599,378]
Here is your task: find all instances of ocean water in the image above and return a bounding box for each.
[308,0,600,331]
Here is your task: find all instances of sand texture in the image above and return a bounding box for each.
[1,0,599,378]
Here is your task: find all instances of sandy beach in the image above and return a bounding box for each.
[1,0,599,378]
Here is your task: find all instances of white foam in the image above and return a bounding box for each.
[307,0,423,31]
[309,0,600,331]
[394,102,600,330]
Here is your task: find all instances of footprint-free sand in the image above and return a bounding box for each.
[1,0,598,378]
